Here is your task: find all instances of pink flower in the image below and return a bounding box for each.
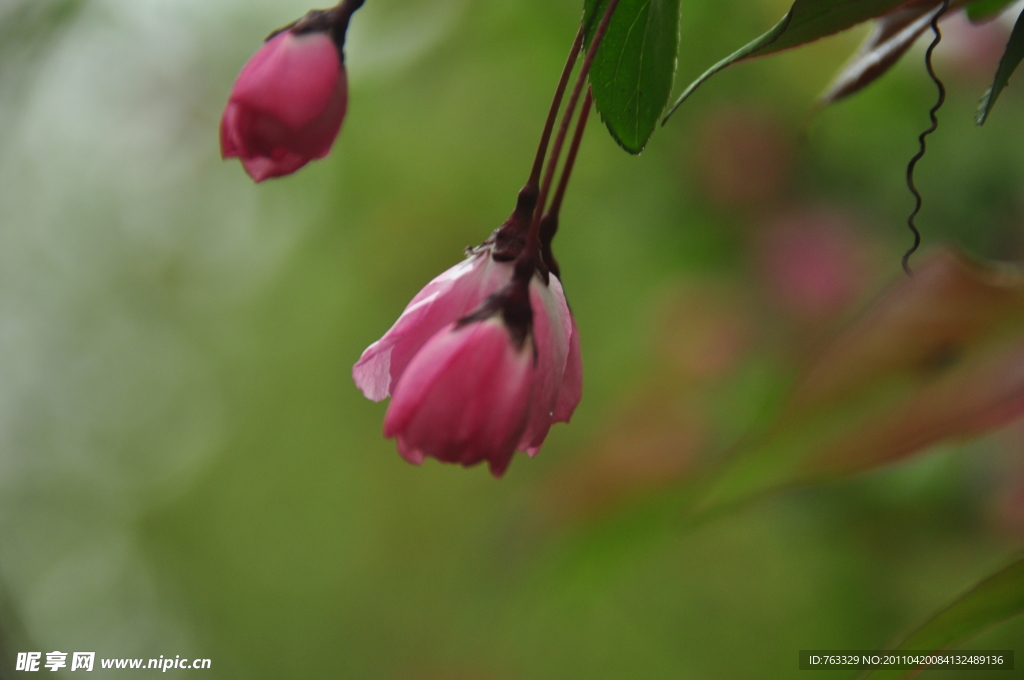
[353,249,514,401]
[383,318,535,477]
[220,29,348,182]
[355,251,582,477]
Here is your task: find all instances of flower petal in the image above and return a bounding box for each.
[384,319,533,477]
[353,252,512,401]
[517,273,572,454]
[219,103,242,158]
[231,32,341,130]
[554,314,583,423]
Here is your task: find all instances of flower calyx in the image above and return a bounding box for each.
[269,0,364,56]
[475,184,538,262]
[471,186,555,287]
[457,269,536,352]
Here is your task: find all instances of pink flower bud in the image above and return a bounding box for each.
[220,29,348,182]
[354,248,583,476]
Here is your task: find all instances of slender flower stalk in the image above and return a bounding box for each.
[328,0,367,44]
[549,88,593,220]
[531,0,620,238]
[540,88,593,278]
[488,29,583,260]
[528,28,584,189]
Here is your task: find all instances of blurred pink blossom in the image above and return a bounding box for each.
[938,10,1012,81]
[755,209,868,318]
[221,29,348,182]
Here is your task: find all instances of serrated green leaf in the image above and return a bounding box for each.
[966,0,1016,22]
[582,0,680,154]
[976,8,1024,124]
[859,558,1024,680]
[664,0,917,121]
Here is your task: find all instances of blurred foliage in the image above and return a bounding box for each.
[685,249,1024,517]
[863,557,1024,679]
[968,0,1019,21]
[977,6,1024,123]
[1,0,1024,678]
[0,0,84,129]
[669,0,1024,127]
[819,3,946,106]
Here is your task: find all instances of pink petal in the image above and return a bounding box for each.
[241,149,310,183]
[232,32,341,130]
[384,320,533,477]
[517,273,572,454]
[219,103,241,158]
[302,68,347,158]
[353,252,512,401]
[554,314,583,423]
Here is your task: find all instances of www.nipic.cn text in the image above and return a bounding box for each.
[16,652,212,672]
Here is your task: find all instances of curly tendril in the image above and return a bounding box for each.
[903,0,949,276]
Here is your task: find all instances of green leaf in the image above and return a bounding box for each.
[966,0,1016,22]
[664,0,915,121]
[976,8,1024,125]
[582,0,680,154]
[859,558,1024,680]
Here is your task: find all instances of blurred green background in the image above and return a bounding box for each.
[1,0,1023,677]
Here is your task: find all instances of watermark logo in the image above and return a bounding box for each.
[44,653,66,672]
[15,653,40,672]
[16,652,209,672]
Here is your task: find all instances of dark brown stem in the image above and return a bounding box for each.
[331,0,366,50]
[538,88,592,280]
[529,28,584,188]
[281,0,367,53]
[547,87,592,220]
[489,27,583,260]
[334,0,366,28]
[522,0,620,266]
[338,0,366,14]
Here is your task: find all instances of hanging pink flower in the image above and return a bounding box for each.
[220,28,348,182]
[355,252,582,477]
[353,248,515,401]
[383,317,536,477]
